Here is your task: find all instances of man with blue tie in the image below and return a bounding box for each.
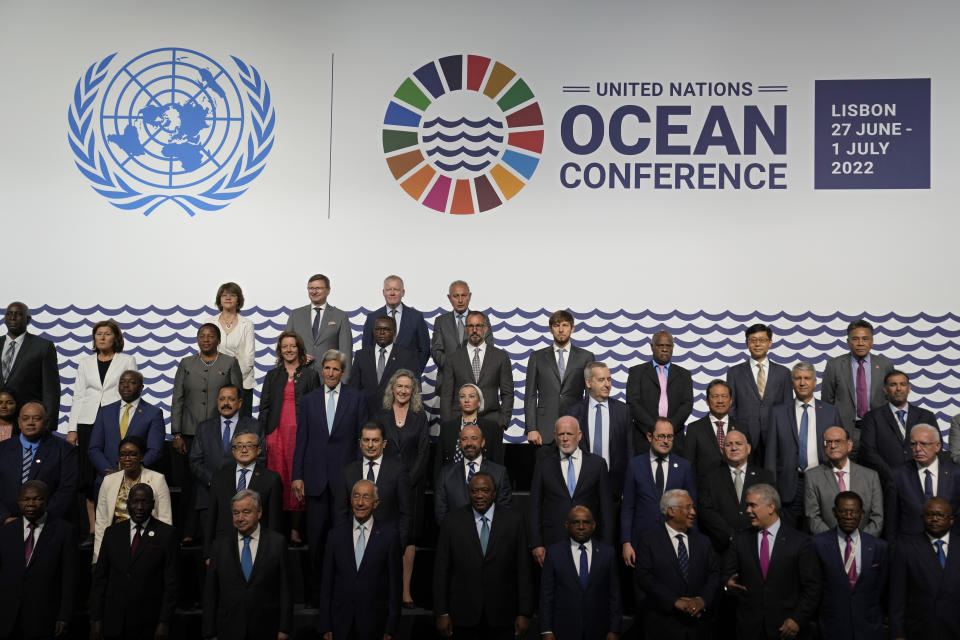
[890,497,960,639]
[361,275,431,372]
[885,423,960,540]
[434,424,512,524]
[540,505,621,640]
[636,489,720,640]
[319,479,401,640]
[292,349,369,595]
[812,491,889,640]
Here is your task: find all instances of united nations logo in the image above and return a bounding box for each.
[382,54,544,214]
[68,47,275,216]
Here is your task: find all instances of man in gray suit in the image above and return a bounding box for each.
[821,319,894,459]
[285,273,354,379]
[524,310,595,446]
[804,426,883,537]
[430,280,493,392]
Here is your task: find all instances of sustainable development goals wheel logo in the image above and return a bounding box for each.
[382,54,544,214]
[68,47,275,216]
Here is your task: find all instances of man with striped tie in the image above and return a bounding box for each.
[434,424,512,524]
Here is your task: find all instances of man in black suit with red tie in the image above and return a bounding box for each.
[539,505,621,640]
[683,380,749,482]
[636,489,719,640]
[203,489,292,640]
[0,302,60,430]
[319,479,402,640]
[90,484,178,640]
[0,480,76,640]
[434,473,532,640]
[625,331,693,453]
[350,316,421,413]
[724,484,821,640]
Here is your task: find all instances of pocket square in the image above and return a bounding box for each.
[327,321,336,325]
[871,563,880,568]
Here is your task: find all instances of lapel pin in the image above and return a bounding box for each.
[35,459,41,464]
[673,463,678,468]
[148,530,155,537]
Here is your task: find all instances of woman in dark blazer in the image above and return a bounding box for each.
[436,382,504,468]
[259,330,320,545]
[375,368,428,608]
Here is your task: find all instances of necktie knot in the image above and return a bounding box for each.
[716,420,724,428]
[656,455,666,463]
[802,403,810,410]
[845,534,852,544]
[762,529,770,539]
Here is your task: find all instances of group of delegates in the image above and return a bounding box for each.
[2,281,960,640]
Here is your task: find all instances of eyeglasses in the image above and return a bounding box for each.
[747,337,770,345]
[308,286,329,292]
[231,443,259,451]
[924,512,952,520]
[823,439,847,447]
[652,434,674,442]
[910,441,938,449]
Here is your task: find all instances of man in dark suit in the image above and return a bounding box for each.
[439,311,514,429]
[636,489,720,640]
[336,422,411,545]
[434,473,532,640]
[524,310,595,446]
[90,484,178,640]
[724,484,821,640]
[89,370,165,481]
[890,497,960,639]
[885,423,960,540]
[361,275,431,372]
[567,361,634,500]
[625,331,693,453]
[350,316,420,413]
[292,349,369,584]
[698,430,775,554]
[435,424,512,524]
[621,417,697,567]
[204,431,282,560]
[821,319,895,459]
[203,489,292,640]
[540,506,621,640]
[530,416,613,567]
[860,369,940,483]
[430,280,494,391]
[0,402,77,524]
[319,479,402,640]
[0,480,76,640]
[812,491,888,640]
[726,324,793,464]
[1,302,60,431]
[189,386,265,522]
[684,380,749,482]
[284,274,353,379]
[764,362,843,528]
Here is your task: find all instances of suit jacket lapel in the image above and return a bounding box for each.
[358,523,382,572]
[547,348,562,383]
[856,539,875,591]
[842,354,857,407]
[130,520,153,566]
[881,409,902,444]
[767,526,789,575]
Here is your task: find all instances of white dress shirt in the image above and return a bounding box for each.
[927,530,950,559]
[469,342,487,371]
[205,313,256,389]
[831,458,851,487]
[836,527,862,572]
[570,537,593,572]
[464,454,484,484]
[353,517,374,553]
[560,449,583,487]
[385,304,404,335]
[757,517,781,559]
[130,516,151,543]
[22,514,46,543]
[918,457,940,496]
[587,397,610,465]
[751,357,769,386]
[650,451,671,487]
[235,462,256,489]
[473,503,495,538]
[326,382,342,413]
[665,522,689,558]
[237,524,261,562]
[362,454,384,484]
[794,398,819,471]
[2,334,23,370]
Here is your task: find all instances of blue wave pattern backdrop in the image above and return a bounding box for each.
[36,306,960,444]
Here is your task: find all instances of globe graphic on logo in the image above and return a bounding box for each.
[99,47,245,189]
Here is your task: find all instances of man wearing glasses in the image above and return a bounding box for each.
[285,274,354,379]
[885,423,960,540]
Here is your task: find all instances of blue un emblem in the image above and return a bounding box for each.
[68,48,275,216]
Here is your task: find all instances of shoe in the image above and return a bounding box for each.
[402,601,416,610]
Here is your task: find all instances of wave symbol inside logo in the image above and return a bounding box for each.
[382,54,544,214]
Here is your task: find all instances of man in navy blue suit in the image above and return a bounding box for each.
[350,316,421,413]
[764,362,843,528]
[88,370,165,483]
[0,402,77,524]
[292,349,369,593]
[636,489,719,640]
[812,491,888,640]
[319,479,401,640]
[621,417,696,567]
[361,275,431,372]
[890,497,960,639]
[567,362,634,500]
[540,505,621,640]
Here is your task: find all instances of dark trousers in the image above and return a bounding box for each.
[783,473,806,530]
[306,491,335,601]
[172,435,199,540]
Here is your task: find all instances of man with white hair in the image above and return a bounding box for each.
[884,422,960,540]
[361,275,431,371]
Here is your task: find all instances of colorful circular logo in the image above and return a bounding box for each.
[382,54,544,214]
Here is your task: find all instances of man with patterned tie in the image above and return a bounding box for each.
[812,491,889,640]
[319,479,402,640]
[90,483,178,640]
[203,489,292,640]
[434,424,512,524]
[636,490,719,640]
[724,483,821,640]
[885,423,960,540]
[626,331,693,453]
[284,274,353,379]
[821,319,894,460]
[349,315,420,413]
[540,505,622,640]
[361,275,432,372]
[431,280,494,392]
[683,380,750,482]
[0,480,76,640]
[764,362,842,529]
[804,426,883,536]
[524,310,595,446]
[0,302,60,431]
[860,369,940,483]
[434,473,532,640]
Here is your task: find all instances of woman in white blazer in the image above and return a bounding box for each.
[67,320,137,544]
[204,282,256,416]
[93,435,172,563]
